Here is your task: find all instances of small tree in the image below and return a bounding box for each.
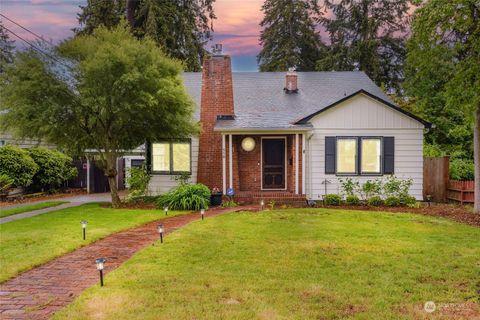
[0,23,198,207]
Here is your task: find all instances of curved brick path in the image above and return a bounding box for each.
[0,206,257,319]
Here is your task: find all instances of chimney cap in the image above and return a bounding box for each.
[211,43,223,56]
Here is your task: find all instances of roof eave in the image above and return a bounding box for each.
[213,126,313,134]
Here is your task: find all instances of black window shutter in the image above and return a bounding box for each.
[325,137,336,174]
[383,137,395,174]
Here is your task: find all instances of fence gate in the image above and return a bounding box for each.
[423,156,449,202]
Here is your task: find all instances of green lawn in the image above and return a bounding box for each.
[0,201,67,218]
[0,203,188,282]
[53,209,480,320]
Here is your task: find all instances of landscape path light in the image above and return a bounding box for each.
[95,258,106,287]
[426,194,432,207]
[81,220,88,240]
[164,206,168,216]
[200,209,205,220]
[157,224,164,243]
[260,199,265,210]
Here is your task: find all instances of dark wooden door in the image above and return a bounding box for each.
[262,139,285,189]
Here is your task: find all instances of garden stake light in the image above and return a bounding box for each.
[164,206,168,216]
[95,258,106,287]
[157,224,164,243]
[81,220,88,240]
[201,209,205,220]
[260,199,265,210]
[426,194,432,207]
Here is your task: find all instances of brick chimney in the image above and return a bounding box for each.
[284,67,298,93]
[197,45,234,189]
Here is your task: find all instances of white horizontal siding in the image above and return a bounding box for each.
[306,94,424,200]
[148,137,199,195]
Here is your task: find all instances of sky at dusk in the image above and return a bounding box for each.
[1,0,269,71]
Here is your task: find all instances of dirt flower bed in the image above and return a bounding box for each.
[0,188,86,207]
[316,203,480,227]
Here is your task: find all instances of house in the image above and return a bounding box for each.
[147,47,430,202]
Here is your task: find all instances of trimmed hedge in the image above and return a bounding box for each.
[28,147,77,191]
[384,196,401,207]
[0,146,38,187]
[324,194,342,206]
[346,194,360,205]
[367,196,383,207]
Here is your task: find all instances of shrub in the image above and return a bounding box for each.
[449,158,474,180]
[127,166,150,193]
[156,183,210,211]
[0,173,14,194]
[28,147,77,191]
[339,177,360,196]
[400,195,417,207]
[221,200,238,208]
[345,194,360,205]
[384,196,400,207]
[0,146,38,187]
[361,179,382,200]
[367,196,383,206]
[324,194,342,206]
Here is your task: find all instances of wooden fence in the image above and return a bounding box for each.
[423,156,449,202]
[447,180,475,204]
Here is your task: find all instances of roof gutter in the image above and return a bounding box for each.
[213,127,313,134]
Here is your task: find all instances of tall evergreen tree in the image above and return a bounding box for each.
[316,0,411,93]
[75,0,215,71]
[75,0,126,35]
[0,20,15,73]
[257,0,323,71]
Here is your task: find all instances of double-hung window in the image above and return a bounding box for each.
[326,136,393,175]
[152,141,191,174]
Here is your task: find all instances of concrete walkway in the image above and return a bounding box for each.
[0,206,257,320]
[0,193,116,224]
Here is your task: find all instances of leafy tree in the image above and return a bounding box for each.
[406,0,479,212]
[0,19,15,73]
[316,0,412,93]
[75,0,215,71]
[257,0,323,71]
[0,24,198,207]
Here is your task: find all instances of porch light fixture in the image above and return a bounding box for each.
[241,137,255,152]
[164,206,168,216]
[200,209,205,220]
[260,199,265,210]
[157,224,164,243]
[81,220,88,240]
[95,258,106,287]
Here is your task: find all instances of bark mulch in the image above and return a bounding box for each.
[0,205,258,320]
[0,189,87,207]
[316,203,480,228]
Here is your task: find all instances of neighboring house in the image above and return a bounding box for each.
[0,131,56,149]
[147,47,430,201]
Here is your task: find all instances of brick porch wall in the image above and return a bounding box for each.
[231,134,303,193]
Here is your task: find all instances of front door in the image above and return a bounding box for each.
[262,138,286,189]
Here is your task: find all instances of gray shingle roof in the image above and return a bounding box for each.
[181,71,395,130]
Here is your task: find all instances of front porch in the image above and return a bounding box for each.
[219,132,307,203]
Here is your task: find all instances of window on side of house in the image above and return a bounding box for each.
[361,138,382,174]
[152,141,191,174]
[336,138,357,174]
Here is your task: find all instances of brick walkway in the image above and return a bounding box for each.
[0,206,257,319]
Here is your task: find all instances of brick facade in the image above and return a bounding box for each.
[197,55,234,189]
[197,54,303,196]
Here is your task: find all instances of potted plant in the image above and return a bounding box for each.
[210,186,223,206]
